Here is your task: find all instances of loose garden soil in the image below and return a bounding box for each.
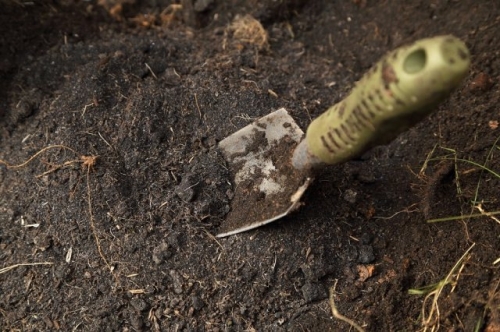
[1,1,499,331]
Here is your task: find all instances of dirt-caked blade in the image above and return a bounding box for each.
[216,108,312,238]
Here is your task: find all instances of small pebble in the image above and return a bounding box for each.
[192,296,205,311]
[130,298,148,312]
[358,245,375,264]
[170,270,184,294]
[469,72,493,92]
[301,282,328,303]
[343,189,357,203]
[152,242,171,264]
[129,312,143,329]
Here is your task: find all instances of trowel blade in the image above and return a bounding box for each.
[217,108,312,238]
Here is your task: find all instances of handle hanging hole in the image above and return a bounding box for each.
[403,49,427,74]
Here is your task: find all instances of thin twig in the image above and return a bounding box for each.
[85,164,119,283]
[427,211,500,223]
[0,145,79,169]
[202,228,224,251]
[374,204,419,220]
[145,63,158,79]
[194,93,202,119]
[329,279,365,332]
[475,204,500,224]
[409,243,475,331]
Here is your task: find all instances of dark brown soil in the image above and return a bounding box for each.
[1,1,499,331]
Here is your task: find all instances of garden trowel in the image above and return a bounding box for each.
[217,35,470,238]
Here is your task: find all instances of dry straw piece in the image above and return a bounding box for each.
[0,262,54,275]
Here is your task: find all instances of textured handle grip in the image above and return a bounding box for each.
[304,35,470,166]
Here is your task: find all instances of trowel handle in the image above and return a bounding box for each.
[292,35,470,170]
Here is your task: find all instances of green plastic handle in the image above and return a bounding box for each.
[292,35,470,170]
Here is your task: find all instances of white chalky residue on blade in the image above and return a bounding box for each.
[264,115,303,144]
[259,178,283,195]
[233,152,276,184]
[232,152,286,196]
[219,108,304,160]
[219,108,304,197]
[234,154,285,195]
